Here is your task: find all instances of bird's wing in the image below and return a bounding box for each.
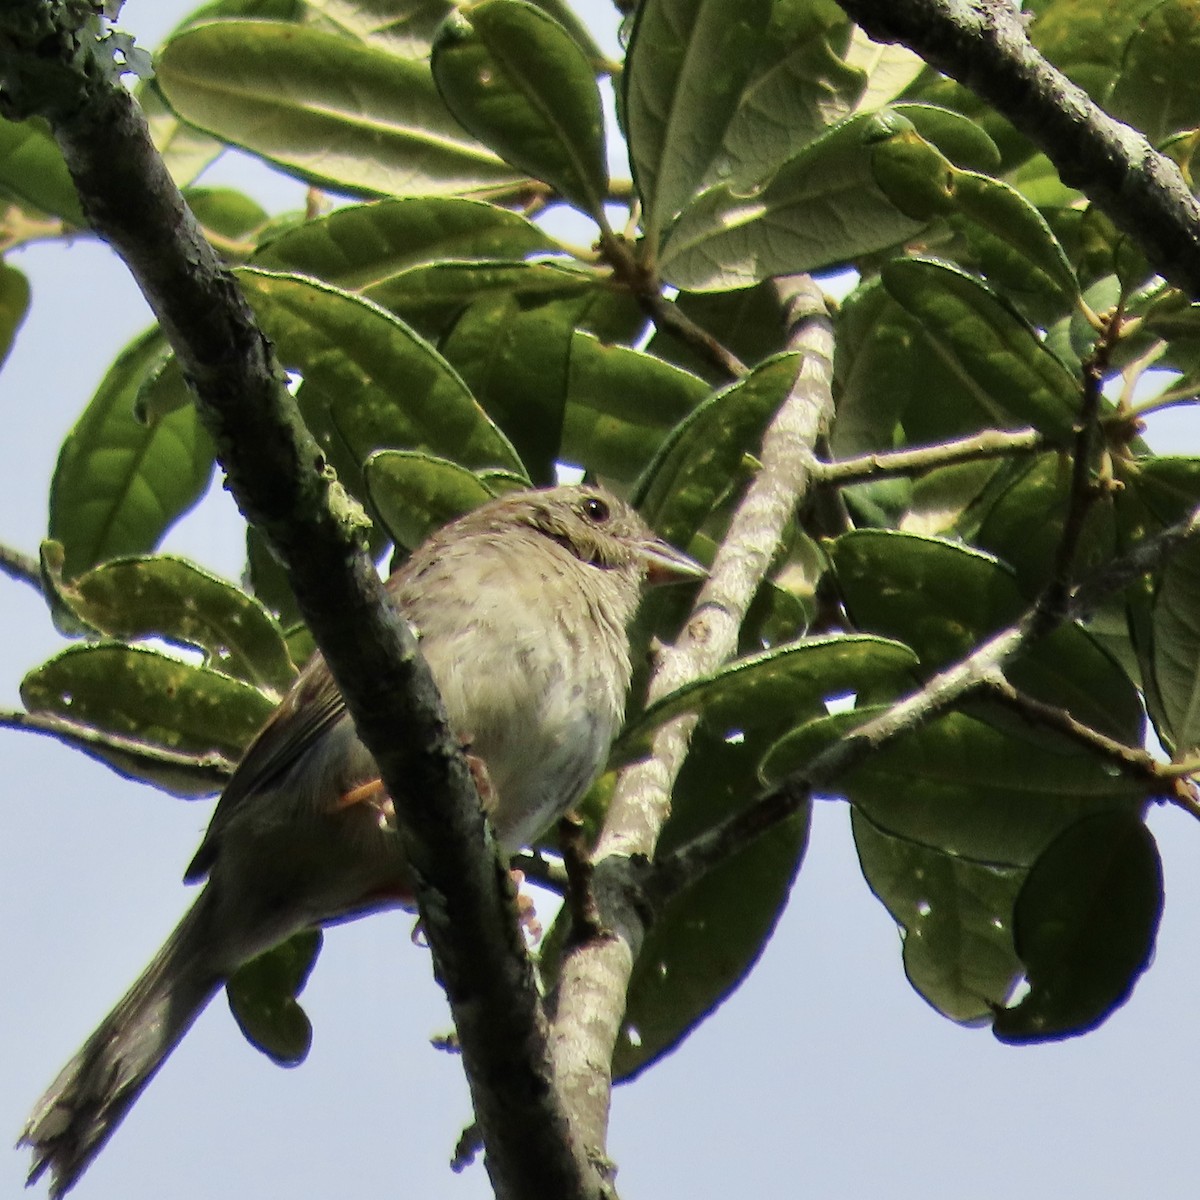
[183,658,347,882]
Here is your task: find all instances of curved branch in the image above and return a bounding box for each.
[548,276,834,1158]
[835,0,1200,299]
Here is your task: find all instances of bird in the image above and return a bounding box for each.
[20,483,703,1198]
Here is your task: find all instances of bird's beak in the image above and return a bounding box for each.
[639,538,708,586]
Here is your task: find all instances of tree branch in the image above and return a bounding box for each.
[834,0,1200,299]
[0,8,593,1198]
[649,500,1200,905]
[814,427,1046,486]
[548,276,833,1159]
[0,539,42,591]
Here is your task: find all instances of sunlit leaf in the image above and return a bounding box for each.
[157,21,521,198]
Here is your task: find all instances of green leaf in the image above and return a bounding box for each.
[762,708,1144,866]
[1147,531,1200,758]
[440,290,642,484]
[363,450,494,549]
[0,261,30,370]
[973,453,1118,596]
[617,634,919,762]
[432,0,608,215]
[843,26,925,111]
[183,186,269,240]
[304,0,454,53]
[22,643,275,758]
[994,812,1162,1042]
[657,110,927,292]
[947,172,1080,319]
[141,82,224,190]
[60,556,297,692]
[156,21,520,198]
[227,930,323,1066]
[615,766,808,1079]
[562,333,710,483]
[1108,1,1200,143]
[0,117,86,226]
[236,269,525,476]
[714,6,867,194]
[624,0,773,241]
[832,530,1145,743]
[634,354,802,547]
[880,258,1081,438]
[50,327,216,579]
[853,808,1023,1024]
[252,197,560,296]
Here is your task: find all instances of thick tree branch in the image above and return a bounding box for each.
[0,9,593,1199]
[835,0,1200,299]
[548,277,833,1159]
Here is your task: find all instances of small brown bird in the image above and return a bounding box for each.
[21,484,702,1198]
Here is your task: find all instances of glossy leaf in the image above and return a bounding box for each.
[616,753,808,1079]
[235,269,524,475]
[880,259,1081,438]
[947,172,1080,318]
[440,291,641,484]
[252,197,560,297]
[713,4,866,193]
[59,556,297,692]
[21,643,275,759]
[853,808,1023,1023]
[141,82,224,190]
[763,708,1144,867]
[974,453,1118,596]
[562,333,711,483]
[364,450,494,549]
[0,118,86,226]
[624,0,773,241]
[634,354,802,547]
[1108,1,1200,143]
[157,21,520,198]
[0,261,30,371]
[49,328,216,579]
[657,110,927,292]
[618,634,919,762]
[832,530,1144,743]
[432,0,608,215]
[304,0,454,53]
[227,930,323,1065]
[184,186,270,240]
[1148,531,1200,758]
[994,812,1162,1042]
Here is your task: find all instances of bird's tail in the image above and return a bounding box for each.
[20,897,223,1199]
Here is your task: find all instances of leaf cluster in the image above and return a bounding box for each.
[5,0,1200,1092]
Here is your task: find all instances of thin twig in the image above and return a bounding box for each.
[599,232,748,381]
[0,541,42,591]
[648,500,1200,904]
[814,428,1046,486]
[1042,309,1121,619]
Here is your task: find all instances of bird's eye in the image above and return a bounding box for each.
[581,495,610,523]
